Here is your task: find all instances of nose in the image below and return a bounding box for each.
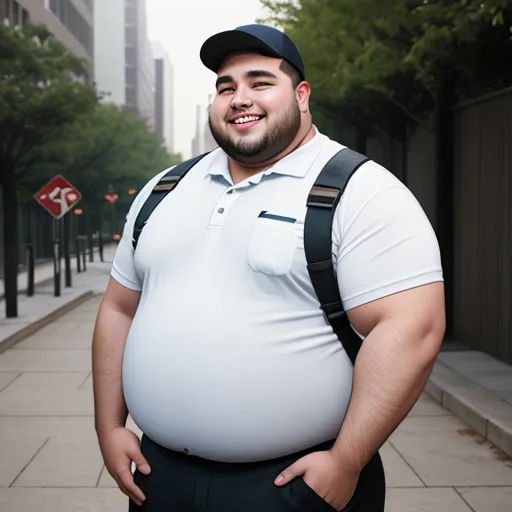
[231,86,253,110]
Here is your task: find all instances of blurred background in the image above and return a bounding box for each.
[1,0,512,369]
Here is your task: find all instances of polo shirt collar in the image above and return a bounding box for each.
[207,127,325,185]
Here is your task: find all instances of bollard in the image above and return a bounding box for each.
[75,236,81,273]
[81,236,87,272]
[53,239,61,297]
[99,232,104,262]
[25,244,35,297]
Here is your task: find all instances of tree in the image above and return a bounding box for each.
[260,0,512,140]
[19,102,182,256]
[0,22,98,317]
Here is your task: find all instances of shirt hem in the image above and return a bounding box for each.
[343,271,444,311]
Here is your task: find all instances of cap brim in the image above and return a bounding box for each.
[200,30,282,74]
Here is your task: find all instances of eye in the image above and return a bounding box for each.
[253,82,271,88]
[219,87,234,95]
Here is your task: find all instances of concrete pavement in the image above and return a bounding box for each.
[0,254,512,510]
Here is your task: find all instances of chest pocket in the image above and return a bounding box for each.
[247,211,304,276]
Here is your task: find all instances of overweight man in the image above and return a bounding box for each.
[92,23,445,512]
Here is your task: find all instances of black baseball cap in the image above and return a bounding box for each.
[200,24,306,81]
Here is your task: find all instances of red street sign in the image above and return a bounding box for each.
[34,175,82,220]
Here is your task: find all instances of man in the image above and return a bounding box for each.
[92,24,445,512]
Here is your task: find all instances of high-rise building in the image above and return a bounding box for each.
[191,104,203,158]
[125,0,154,129]
[93,0,155,126]
[1,0,94,65]
[203,95,218,153]
[94,0,125,105]
[152,41,174,154]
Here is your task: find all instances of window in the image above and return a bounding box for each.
[125,86,137,107]
[125,66,137,87]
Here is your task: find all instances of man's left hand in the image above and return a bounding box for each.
[274,450,360,511]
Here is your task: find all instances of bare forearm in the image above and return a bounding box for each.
[92,302,133,436]
[332,321,441,471]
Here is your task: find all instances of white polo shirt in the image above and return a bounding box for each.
[112,129,443,463]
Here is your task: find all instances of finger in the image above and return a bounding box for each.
[274,460,306,486]
[114,476,143,507]
[118,466,146,505]
[127,445,151,475]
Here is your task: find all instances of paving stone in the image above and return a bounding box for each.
[379,442,424,488]
[385,488,473,512]
[0,435,48,486]
[389,415,512,486]
[408,393,451,417]
[0,371,20,391]
[98,466,118,488]
[456,486,512,512]
[0,488,127,512]
[13,438,104,487]
[0,386,94,416]
[0,349,91,372]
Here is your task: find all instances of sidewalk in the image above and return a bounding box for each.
[0,245,117,355]
[0,257,511,510]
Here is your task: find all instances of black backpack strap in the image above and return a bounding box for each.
[132,153,209,250]
[304,148,369,364]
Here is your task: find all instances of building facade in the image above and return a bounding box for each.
[152,41,174,154]
[1,0,94,64]
[94,0,154,126]
[125,0,154,128]
[93,0,125,105]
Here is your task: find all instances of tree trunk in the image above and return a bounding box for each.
[2,180,19,317]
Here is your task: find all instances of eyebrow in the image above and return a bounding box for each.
[215,70,279,89]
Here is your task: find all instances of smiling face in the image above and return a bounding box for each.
[208,52,310,166]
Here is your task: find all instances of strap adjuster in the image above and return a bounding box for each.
[153,175,179,192]
[321,301,347,325]
[307,186,341,209]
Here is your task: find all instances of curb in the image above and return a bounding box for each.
[425,361,512,458]
[0,290,94,355]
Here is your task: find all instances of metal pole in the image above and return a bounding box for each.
[63,215,72,287]
[75,236,81,273]
[99,208,104,262]
[53,239,61,297]
[26,244,34,297]
[81,237,87,272]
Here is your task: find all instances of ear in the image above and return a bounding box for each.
[296,81,311,114]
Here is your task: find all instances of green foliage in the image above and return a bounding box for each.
[19,103,179,206]
[259,0,512,137]
[0,22,98,183]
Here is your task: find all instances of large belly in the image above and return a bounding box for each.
[122,300,353,462]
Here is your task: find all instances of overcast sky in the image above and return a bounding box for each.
[147,0,269,159]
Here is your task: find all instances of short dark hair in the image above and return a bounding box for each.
[279,60,302,89]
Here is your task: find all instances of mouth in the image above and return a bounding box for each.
[228,115,266,132]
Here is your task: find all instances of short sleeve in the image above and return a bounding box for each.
[110,168,172,291]
[334,163,443,311]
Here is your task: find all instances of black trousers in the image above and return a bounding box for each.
[129,435,385,512]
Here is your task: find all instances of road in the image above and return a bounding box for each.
[0,295,511,511]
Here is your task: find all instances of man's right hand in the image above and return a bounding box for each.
[98,426,151,506]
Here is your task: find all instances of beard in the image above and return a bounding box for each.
[208,97,301,165]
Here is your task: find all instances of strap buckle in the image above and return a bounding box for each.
[321,301,347,325]
[307,186,341,209]
[153,175,179,192]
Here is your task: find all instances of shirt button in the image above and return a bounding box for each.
[218,207,225,214]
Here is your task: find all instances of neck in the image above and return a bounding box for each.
[228,123,316,184]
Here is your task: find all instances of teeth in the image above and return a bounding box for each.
[234,116,261,124]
